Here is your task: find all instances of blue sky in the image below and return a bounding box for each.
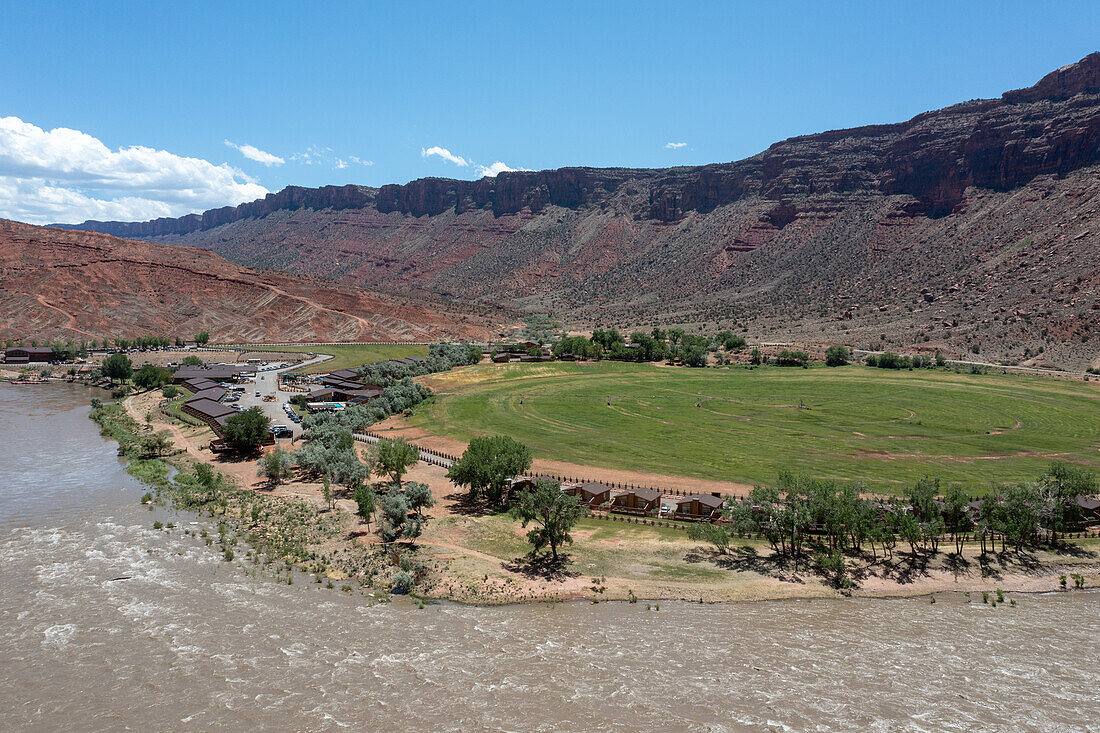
[1,1,1098,223]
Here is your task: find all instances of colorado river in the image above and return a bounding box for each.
[1,383,1097,731]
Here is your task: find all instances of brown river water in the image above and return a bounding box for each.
[1,383,1098,731]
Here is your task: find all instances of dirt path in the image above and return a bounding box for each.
[34,294,99,338]
[124,390,265,488]
[260,282,373,339]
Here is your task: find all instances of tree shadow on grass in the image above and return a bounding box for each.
[503,552,580,582]
[685,546,807,584]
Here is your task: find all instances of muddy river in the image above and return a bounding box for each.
[1,383,1097,731]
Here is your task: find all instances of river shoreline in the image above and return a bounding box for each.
[71,383,1098,607]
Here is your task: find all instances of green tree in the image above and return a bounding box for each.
[446,435,532,503]
[133,364,171,390]
[352,483,375,526]
[510,478,582,562]
[404,481,435,517]
[138,431,172,458]
[1040,461,1097,542]
[222,407,270,453]
[257,447,294,488]
[101,353,133,383]
[194,331,210,346]
[942,483,973,555]
[749,348,762,365]
[374,437,419,487]
[193,462,223,501]
[687,522,732,554]
[824,344,850,366]
[321,475,335,511]
[182,355,203,366]
[379,492,422,544]
[161,384,180,398]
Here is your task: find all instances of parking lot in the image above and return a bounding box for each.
[232,354,331,442]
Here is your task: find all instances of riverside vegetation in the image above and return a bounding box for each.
[86,340,1100,604]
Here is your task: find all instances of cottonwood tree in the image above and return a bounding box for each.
[404,481,435,517]
[139,431,172,458]
[193,462,224,502]
[688,522,732,555]
[102,353,133,383]
[223,408,270,454]
[133,365,171,390]
[352,484,375,528]
[379,492,422,544]
[510,478,582,562]
[942,483,973,555]
[194,331,210,346]
[447,435,532,503]
[374,438,419,487]
[257,448,294,488]
[1039,461,1096,542]
[824,344,850,366]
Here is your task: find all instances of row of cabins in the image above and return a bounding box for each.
[172,364,272,449]
[509,477,725,521]
[506,477,1100,529]
[488,342,554,363]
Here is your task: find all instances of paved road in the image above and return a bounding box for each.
[234,354,332,441]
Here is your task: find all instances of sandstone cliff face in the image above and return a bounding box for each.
[0,220,491,343]
[54,55,1100,368]
[67,52,1100,238]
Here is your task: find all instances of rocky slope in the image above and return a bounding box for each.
[0,219,492,344]
[62,55,1100,368]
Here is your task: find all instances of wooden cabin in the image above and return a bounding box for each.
[565,481,613,507]
[673,493,724,521]
[610,487,662,515]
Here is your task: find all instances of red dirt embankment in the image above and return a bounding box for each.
[0,218,493,344]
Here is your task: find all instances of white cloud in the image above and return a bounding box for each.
[476,161,530,178]
[421,145,468,167]
[224,139,284,166]
[665,141,688,149]
[0,116,268,224]
[290,146,371,170]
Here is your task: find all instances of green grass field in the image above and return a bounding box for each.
[408,362,1100,493]
[244,343,429,373]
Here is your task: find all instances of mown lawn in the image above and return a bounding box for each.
[244,343,429,373]
[408,362,1100,493]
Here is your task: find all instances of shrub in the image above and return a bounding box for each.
[391,570,415,593]
[824,344,850,367]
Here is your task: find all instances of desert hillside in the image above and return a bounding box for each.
[0,219,492,344]
[62,55,1100,368]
